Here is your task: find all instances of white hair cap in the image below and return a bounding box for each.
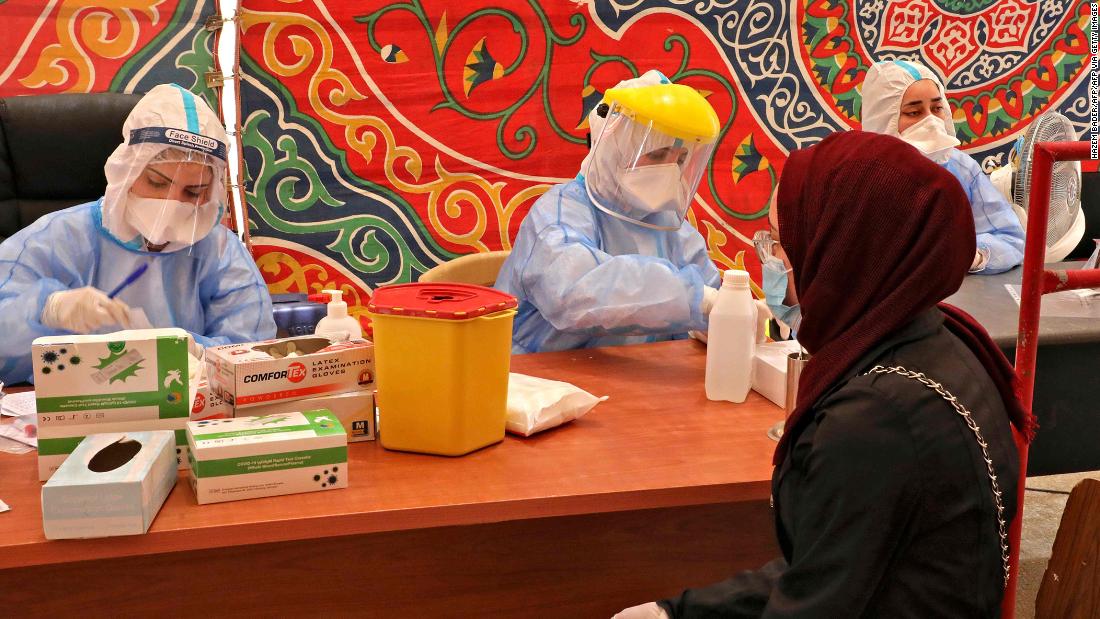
[860,60,957,139]
[101,84,228,250]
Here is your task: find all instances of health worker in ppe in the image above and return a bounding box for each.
[495,71,722,354]
[861,60,1025,274]
[0,84,275,384]
[754,192,801,338]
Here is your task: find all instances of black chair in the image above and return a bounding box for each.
[1068,171,1100,260]
[0,92,141,242]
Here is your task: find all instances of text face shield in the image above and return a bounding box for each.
[584,104,715,230]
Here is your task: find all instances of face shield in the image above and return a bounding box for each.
[124,147,223,249]
[584,84,719,230]
[101,84,229,253]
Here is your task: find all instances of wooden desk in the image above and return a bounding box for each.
[0,340,782,617]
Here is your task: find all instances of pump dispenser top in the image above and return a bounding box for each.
[309,289,363,341]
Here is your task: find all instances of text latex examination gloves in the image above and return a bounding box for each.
[899,114,960,163]
[506,373,608,436]
[41,287,132,334]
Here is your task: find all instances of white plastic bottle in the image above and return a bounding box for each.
[705,270,757,403]
[313,289,363,342]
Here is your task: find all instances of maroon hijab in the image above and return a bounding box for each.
[773,131,1034,465]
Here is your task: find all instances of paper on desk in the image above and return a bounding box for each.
[1004,284,1100,319]
[1,390,35,417]
[0,434,33,454]
[0,409,36,451]
[0,499,9,513]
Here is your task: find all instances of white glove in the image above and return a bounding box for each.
[700,286,720,315]
[41,287,132,334]
[969,248,989,273]
[612,602,669,619]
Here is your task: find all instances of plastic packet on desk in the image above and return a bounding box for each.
[0,411,37,454]
[506,373,607,437]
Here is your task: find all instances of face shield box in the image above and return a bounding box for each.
[187,410,348,504]
[206,335,374,410]
[32,328,196,481]
[41,431,176,540]
[242,390,375,443]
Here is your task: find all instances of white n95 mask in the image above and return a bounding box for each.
[900,114,960,163]
[619,163,682,214]
[124,194,218,247]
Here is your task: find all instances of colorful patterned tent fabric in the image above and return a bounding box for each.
[0,1,217,107]
[2,1,1095,326]
[238,0,1095,322]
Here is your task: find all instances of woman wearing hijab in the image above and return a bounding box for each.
[861,60,1025,274]
[616,131,1031,618]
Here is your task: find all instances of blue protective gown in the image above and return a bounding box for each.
[495,177,721,354]
[941,148,1026,275]
[0,199,275,384]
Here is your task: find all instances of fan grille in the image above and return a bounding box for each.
[1015,113,1082,247]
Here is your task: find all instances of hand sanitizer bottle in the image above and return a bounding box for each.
[311,290,363,342]
[705,270,756,403]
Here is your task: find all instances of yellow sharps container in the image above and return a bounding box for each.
[368,283,518,456]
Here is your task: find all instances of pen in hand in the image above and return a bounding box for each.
[107,263,150,299]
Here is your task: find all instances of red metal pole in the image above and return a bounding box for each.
[1004,140,1097,618]
[1014,144,1054,408]
[1041,268,1100,293]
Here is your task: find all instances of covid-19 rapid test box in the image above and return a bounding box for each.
[242,390,375,442]
[187,410,348,504]
[33,328,195,481]
[205,335,374,410]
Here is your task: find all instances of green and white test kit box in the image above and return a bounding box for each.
[187,410,348,504]
[33,328,194,481]
[243,390,376,443]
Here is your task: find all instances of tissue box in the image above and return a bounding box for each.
[41,431,177,539]
[187,410,348,504]
[191,379,232,421]
[243,391,375,442]
[751,340,802,409]
[33,328,194,481]
[206,335,374,410]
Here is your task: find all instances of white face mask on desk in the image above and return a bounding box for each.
[505,373,608,436]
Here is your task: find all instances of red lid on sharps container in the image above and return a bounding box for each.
[367,283,518,320]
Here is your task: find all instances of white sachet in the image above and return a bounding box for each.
[506,373,608,437]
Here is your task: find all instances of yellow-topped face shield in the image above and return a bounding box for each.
[585,84,721,230]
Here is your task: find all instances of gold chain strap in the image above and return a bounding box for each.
[863,365,1010,589]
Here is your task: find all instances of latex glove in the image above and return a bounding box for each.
[969,248,989,273]
[700,286,720,315]
[754,299,770,344]
[41,287,132,334]
[612,602,669,619]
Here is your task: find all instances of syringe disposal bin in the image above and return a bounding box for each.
[368,283,517,456]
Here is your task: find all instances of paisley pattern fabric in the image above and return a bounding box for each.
[5,1,1094,321]
[0,1,217,106]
